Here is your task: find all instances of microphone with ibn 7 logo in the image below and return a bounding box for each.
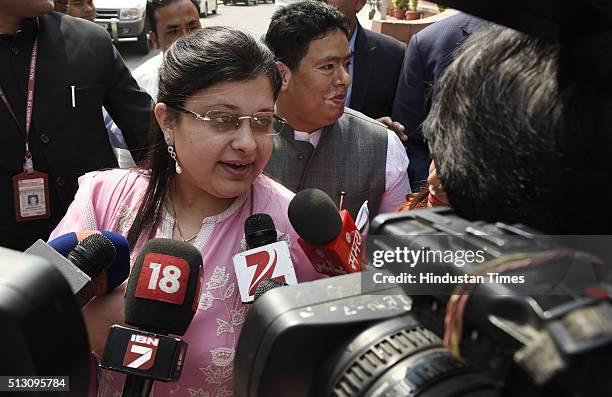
[100,238,203,397]
[288,189,363,276]
[233,213,297,303]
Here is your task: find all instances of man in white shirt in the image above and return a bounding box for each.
[264,0,410,219]
[107,0,201,166]
[136,0,202,99]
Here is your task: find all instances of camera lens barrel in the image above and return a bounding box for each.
[326,316,500,397]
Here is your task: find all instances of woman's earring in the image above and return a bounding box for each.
[167,145,182,174]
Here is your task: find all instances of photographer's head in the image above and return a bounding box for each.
[265,0,351,132]
[424,26,612,234]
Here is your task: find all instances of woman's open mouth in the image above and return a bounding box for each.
[219,161,254,178]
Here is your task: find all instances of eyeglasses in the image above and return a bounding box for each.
[170,105,285,136]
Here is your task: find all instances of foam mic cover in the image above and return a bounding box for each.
[253,278,287,302]
[288,188,343,245]
[67,233,116,279]
[124,238,203,336]
[245,213,277,249]
[48,231,130,292]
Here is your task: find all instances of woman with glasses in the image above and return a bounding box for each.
[50,26,322,396]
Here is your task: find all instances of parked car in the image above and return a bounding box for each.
[93,0,149,54]
[195,0,218,16]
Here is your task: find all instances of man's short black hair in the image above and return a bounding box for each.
[146,0,199,34]
[264,0,349,70]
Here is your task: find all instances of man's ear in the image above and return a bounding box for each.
[276,61,292,92]
[355,0,367,13]
[149,31,160,50]
[154,103,174,143]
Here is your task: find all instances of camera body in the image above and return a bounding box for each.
[234,208,612,397]
[234,269,498,397]
[369,207,612,396]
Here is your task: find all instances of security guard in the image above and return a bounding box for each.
[0,0,152,250]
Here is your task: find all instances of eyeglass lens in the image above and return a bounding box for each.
[206,110,275,134]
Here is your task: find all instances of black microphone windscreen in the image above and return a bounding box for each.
[245,213,277,249]
[124,238,202,336]
[67,233,117,279]
[288,189,342,246]
[254,278,287,301]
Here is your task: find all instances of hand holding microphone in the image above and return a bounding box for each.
[100,238,203,397]
[47,230,131,295]
[25,231,126,307]
[288,189,364,276]
[233,213,298,303]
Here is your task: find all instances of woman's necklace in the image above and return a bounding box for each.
[170,198,199,243]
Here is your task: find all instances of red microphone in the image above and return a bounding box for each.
[288,189,363,276]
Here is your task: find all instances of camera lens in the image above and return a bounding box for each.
[324,316,499,397]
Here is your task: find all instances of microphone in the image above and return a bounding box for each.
[48,231,130,294]
[100,238,203,397]
[288,189,364,276]
[25,233,118,307]
[253,278,287,302]
[233,213,298,303]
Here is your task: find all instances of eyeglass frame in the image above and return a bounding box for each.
[167,104,286,136]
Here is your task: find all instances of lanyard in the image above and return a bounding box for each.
[0,19,39,174]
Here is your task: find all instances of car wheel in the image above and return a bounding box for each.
[135,25,150,55]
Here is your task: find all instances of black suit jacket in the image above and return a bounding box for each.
[348,23,406,120]
[0,13,152,250]
[391,13,483,190]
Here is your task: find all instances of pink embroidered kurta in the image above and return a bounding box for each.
[49,169,323,397]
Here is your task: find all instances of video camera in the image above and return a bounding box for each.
[234,207,612,397]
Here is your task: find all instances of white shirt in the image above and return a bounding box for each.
[105,53,163,167]
[131,52,163,101]
[293,127,411,214]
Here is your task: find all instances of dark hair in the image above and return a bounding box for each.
[264,0,349,69]
[127,26,282,249]
[424,26,612,234]
[146,0,200,34]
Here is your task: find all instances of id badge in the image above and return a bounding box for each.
[12,170,51,221]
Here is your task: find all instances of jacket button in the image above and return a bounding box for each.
[56,177,65,186]
[40,134,50,144]
[11,47,19,56]
[297,153,304,160]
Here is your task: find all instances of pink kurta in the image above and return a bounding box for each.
[49,168,322,396]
